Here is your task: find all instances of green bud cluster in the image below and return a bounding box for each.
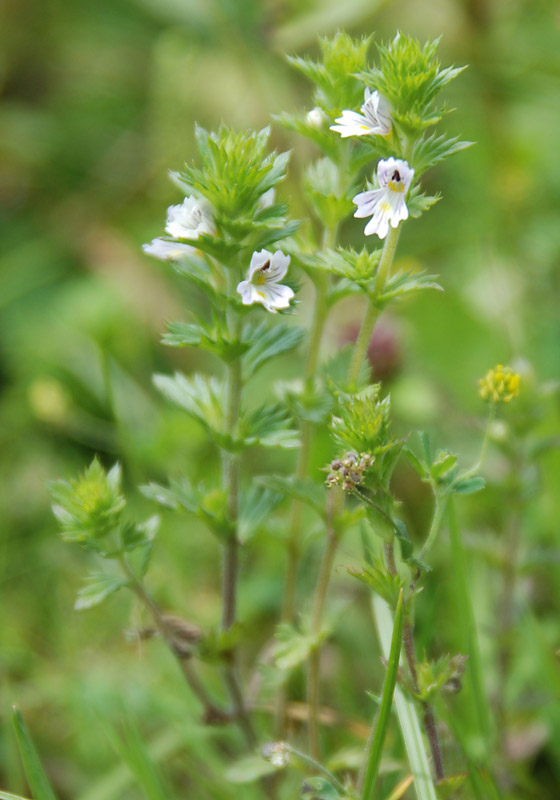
[48,459,125,545]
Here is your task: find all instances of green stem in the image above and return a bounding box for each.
[360,589,404,799]
[286,744,346,795]
[348,225,400,389]
[460,404,496,482]
[372,595,437,800]
[281,272,330,624]
[447,498,492,747]
[417,489,448,562]
[383,543,445,782]
[119,556,226,722]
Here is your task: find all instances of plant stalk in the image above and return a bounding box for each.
[119,556,225,723]
[348,225,400,389]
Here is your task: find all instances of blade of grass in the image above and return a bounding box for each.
[0,792,32,800]
[361,589,404,799]
[104,716,170,800]
[447,499,492,748]
[371,597,437,800]
[11,708,58,800]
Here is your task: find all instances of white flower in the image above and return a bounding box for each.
[165,196,215,240]
[330,89,392,139]
[353,157,415,239]
[237,249,294,313]
[306,107,327,129]
[142,237,195,261]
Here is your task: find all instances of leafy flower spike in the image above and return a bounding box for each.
[165,196,216,239]
[353,157,414,239]
[237,249,294,313]
[330,88,392,138]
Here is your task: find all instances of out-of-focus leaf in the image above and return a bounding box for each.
[452,476,486,495]
[257,475,326,517]
[238,487,283,543]
[242,321,305,376]
[12,709,58,800]
[74,573,129,611]
[224,755,278,784]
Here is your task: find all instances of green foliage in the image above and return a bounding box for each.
[415,654,468,703]
[347,559,404,607]
[360,34,465,137]
[288,32,372,113]
[303,159,354,229]
[224,755,278,784]
[176,125,290,222]
[242,321,305,376]
[361,589,404,800]
[273,622,330,670]
[74,573,130,611]
[316,247,382,296]
[322,346,371,397]
[376,268,443,308]
[12,709,58,800]
[256,474,326,518]
[330,385,394,457]
[105,717,171,800]
[48,460,125,545]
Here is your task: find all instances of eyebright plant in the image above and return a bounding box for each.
[45,31,530,800]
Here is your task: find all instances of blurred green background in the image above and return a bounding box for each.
[1,0,559,797]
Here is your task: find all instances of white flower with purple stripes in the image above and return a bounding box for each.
[237,250,294,313]
[330,89,392,139]
[353,158,415,239]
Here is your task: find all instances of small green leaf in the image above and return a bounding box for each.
[74,573,129,611]
[300,777,341,799]
[452,476,486,495]
[242,322,305,376]
[273,623,330,671]
[403,447,428,479]
[430,451,457,479]
[347,561,404,607]
[140,479,199,514]
[238,487,283,543]
[224,756,278,784]
[377,269,443,308]
[154,372,226,444]
[12,709,58,800]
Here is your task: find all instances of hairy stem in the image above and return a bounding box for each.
[220,343,256,746]
[348,225,400,389]
[119,556,225,722]
[417,490,447,562]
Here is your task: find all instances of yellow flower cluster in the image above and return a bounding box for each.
[478,365,520,404]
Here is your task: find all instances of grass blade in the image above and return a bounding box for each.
[361,589,404,799]
[11,709,58,800]
[104,716,171,800]
[0,792,32,800]
[371,597,437,800]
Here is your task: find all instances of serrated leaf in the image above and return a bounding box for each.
[412,133,473,177]
[407,189,442,219]
[162,321,249,364]
[154,372,226,442]
[242,321,305,376]
[12,709,59,800]
[74,573,129,611]
[273,623,330,671]
[377,269,443,308]
[239,404,300,450]
[347,561,404,607]
[452,476,486,495]
[238,487,283,544]
[256,475,326,517]
[393,518,413,561]
[323,344,371,396]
